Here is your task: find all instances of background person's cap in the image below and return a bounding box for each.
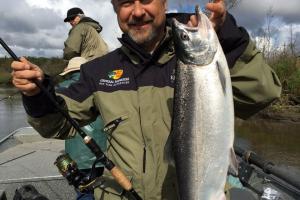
[64,7,84,22]
[60,57,87,76]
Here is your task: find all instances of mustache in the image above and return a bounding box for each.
[128,17,153,25]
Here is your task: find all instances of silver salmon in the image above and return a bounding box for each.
[167,6,235,200]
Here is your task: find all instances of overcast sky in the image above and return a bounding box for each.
[0,0,299,58]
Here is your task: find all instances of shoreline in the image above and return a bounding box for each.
[246,106,300,124]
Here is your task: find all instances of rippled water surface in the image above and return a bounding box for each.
[0,87,27,140]
[235,118,300,173]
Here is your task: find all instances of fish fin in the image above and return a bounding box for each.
[228,147,239,176]
[164,132,175,167]
[216,61,226,94]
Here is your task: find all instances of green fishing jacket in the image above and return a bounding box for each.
[24,13,281,200]
[63,17,108,61]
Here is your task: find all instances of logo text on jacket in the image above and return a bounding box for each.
[99,69,130,87]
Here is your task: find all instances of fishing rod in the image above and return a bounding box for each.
[0,37,142,200]
[234,145,300,195]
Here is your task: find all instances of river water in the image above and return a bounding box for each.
[0,86,27,139]
[1,87,300,172]
[235,119,300,173]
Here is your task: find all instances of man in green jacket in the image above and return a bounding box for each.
[63,7,108,61]
[11,0,281,199]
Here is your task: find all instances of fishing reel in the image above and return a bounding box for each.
[54,154,102,193]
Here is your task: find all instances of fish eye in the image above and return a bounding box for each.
[180,32,189,41]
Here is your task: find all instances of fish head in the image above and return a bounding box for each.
[172,5,218,66]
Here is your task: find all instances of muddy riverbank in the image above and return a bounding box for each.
[249,105,300,124]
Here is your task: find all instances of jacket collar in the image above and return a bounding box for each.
[69,17,103,34]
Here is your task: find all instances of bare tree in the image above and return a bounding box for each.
[287,24,298,56]
[254,6,280,60]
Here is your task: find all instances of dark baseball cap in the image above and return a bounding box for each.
[64,7,84,22]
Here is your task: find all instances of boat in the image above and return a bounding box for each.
[0,127,76,199]
[0,127,300,200]
[233,145,300,200]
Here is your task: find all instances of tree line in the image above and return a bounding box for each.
[254,5,300,107]
[0,57,67,84]
[0,56,66,75]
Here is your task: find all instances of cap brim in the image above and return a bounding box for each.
[59,68,79,76]
[64,14,77,22]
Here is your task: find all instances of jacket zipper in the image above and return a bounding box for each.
[139,107,147,173]
[143,147,146,173]
[103,116,127,133]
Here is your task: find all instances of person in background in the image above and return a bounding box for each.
[62,8,109,199]
[11,0,282,199]
[63,7,108,61]
[57,57,107,200]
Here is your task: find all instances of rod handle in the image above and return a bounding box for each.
[110,166,132,191]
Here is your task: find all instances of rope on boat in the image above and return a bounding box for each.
[0,175,64,184]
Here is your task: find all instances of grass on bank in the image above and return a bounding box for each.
[265,53,300,114]
[270,54,300,96]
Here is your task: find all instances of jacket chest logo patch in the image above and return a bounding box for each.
[99,69,130,87]
[108,69,123,80]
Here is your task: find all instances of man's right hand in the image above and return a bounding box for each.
[11,57,44,96]
[186,0,226,31]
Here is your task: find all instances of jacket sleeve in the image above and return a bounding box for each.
[63,25,82,60]
[230,40,282,119]
[23,69,98,139]
[96,35,109,57]
[218,13,282,119]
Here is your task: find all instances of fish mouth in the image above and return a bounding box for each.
[171,5,218,66]
[172,4,214,34]
[172,18,200,32]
